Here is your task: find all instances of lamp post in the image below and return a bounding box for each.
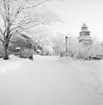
[65,36,68,54]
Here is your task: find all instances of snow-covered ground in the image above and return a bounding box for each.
[0,55,103,105]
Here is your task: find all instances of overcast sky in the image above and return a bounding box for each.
[0,0,103,41]
[46,0,103,41]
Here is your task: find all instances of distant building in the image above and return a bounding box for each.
[79,23,93,45]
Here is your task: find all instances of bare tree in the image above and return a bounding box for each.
[0,0,53,60]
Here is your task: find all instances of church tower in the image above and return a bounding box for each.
[79,23,93,45]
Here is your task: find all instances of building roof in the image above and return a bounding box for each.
[83,23,87,27]
[81,23,88,31]
[9,32,34,49]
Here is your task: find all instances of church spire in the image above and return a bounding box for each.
[81,23,88,31]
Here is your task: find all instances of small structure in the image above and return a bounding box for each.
[79,23,93,45]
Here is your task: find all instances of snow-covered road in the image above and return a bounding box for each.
[0,56,103,105]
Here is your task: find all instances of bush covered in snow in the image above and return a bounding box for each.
[42,45,54,55]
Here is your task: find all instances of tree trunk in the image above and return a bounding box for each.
[3,42,9,60]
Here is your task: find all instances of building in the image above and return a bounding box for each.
[79,23,93,45]
[8,33,34,57]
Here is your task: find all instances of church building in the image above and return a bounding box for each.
[79,23,93,45]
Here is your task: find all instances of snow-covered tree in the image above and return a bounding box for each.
[52,33,65,55]
[0,0,59,59]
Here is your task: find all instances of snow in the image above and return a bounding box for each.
[0,55,103,105]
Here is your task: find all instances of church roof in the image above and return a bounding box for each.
[83,23,87,27]
[81,23,88,31]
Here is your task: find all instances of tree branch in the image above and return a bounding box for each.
[0,27,4,43]
[0,28,4,36]
[7,33,12,42]
[0,37,4,43]
[10,17,41,33]
[0,6,7,28]
[24,0,49,9]
[10,3,24,25]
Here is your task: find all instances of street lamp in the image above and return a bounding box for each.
[65,36,68,53]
